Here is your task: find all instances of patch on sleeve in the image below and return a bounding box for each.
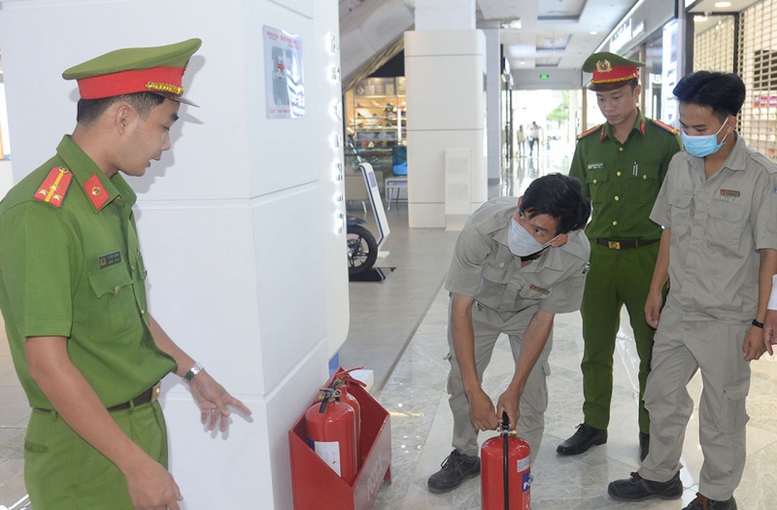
[32,167,73,208]
[582,261,590,274]
[98,251,122,269]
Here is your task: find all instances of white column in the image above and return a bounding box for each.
[0,1,348,509]
[484,28,503,185]
[405,0,487,229]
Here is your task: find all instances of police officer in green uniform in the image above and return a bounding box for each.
[558,52,682,460]
[0,40,251,510]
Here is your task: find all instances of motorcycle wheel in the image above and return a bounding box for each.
[347,224,378,276]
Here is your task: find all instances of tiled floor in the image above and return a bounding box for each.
[4,147,777,509]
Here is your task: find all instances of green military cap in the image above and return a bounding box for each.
[583,51,645,91]
[62,38,202,106]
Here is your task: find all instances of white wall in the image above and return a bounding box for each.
[0,1,348,508]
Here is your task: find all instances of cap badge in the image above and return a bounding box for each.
[596,59,612,73]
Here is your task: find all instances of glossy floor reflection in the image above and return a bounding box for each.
[371,289,777,509]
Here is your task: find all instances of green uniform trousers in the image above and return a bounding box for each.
[580,241,659,434]
[639,306,749,501]
[447,300,553,464]
[24,400,168,510]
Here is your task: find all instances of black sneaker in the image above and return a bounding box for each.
[427,449,481,494]
[683,493,737,510]
[556,424,607,455]
[639,432,650,462]
[608,471,683,501]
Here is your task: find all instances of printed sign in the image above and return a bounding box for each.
[263,25,305,119]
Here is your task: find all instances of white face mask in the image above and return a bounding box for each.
[507,218,557,257]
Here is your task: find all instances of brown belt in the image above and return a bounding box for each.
[34,381,161,414]
[595,238,659,250]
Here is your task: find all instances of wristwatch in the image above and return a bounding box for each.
[183,361,204,384]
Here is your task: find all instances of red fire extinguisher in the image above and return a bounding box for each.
[305,388,358,484]
[332,367,367,463]
[481,412,531,510]
[332,377,362,466]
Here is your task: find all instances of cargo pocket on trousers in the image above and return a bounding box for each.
[717,378,750,433]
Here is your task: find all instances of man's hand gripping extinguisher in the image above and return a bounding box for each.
[481,412,531,510]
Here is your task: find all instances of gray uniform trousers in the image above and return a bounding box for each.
[639,305,750,501]
[446,299,553,464]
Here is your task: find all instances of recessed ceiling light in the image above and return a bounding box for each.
[714,1,731,6]
[590,31,598,35]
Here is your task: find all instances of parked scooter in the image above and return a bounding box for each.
[346,216,378,276]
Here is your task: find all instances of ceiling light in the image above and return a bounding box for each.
[714,1,731,6]
[590,31,598,35]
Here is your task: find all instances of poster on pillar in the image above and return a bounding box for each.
[263,25,305,119]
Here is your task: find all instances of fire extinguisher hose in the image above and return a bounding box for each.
[502,412,510,510]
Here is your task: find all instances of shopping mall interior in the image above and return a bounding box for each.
[3,0,777,509]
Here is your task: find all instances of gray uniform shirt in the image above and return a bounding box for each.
[445,197,591,318]
[650,135,777,322]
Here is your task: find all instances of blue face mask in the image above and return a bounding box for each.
[681,117,731,158]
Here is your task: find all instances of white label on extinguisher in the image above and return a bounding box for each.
[516,457,530,473]
[313,441,342,476]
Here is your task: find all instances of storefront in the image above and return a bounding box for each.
[688,0,777,159]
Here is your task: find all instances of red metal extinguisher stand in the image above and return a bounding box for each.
[481,412,531,510]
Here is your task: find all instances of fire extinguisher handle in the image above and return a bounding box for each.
[501,411,510,431]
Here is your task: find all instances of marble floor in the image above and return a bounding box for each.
[370,288,777,510]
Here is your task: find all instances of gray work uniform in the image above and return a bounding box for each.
[444,197,590,462]
[640,135,777,500]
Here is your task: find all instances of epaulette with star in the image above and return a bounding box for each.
[33,166,73,208]
[651,118,679,135]
[576,124,603,140]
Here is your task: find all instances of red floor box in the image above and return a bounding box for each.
[289,370,391,509]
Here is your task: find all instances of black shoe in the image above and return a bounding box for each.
[556,424,607,455]
[639,432,649,462]
[608,471,683,501]
[427,449,481,494]
[682,493,737,510]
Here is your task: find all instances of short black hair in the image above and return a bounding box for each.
[673,71,745,122]
[519,173,590,234]
[76,92,166,124]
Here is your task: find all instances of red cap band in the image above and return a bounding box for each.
[77,66,184,99]
[591,64,638,84]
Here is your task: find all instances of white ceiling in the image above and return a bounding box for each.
[340,0,765,89]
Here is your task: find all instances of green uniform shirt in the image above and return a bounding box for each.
[569,109,682,240]
[651,135,777,322]
[445,197,591,317]
[0,135,175,409]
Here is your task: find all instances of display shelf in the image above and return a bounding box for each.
[345,77,407,179]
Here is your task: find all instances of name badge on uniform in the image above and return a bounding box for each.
[98,250,122,269]
[587,162,604,170]
[720,189,740,197]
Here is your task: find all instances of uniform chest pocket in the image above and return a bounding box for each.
[518,284,552,300]
[87,264,138,337]
[668,190,694,238]
[631,162,661,203]
[482,264,512,284]
[585,168,609,205]
[706,200,747,251]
